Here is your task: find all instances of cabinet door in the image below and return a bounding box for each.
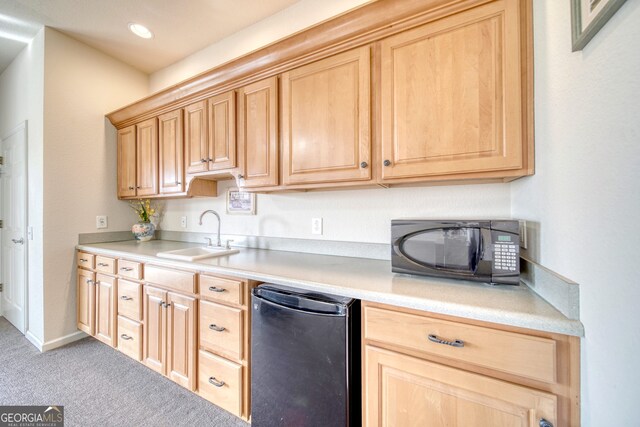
[136,117,158,196]
[166,291,197,391]
[184,100,208,174]
[94,274,117,347]
[77,268,95,335]
[117,125,136,198]
[380,1,523,180]
[238,76,279,188]
[143,285,167,374]
[208,91,237,171]
[282,46,371,185]
[158,109,184,194]
[365,345,557,427]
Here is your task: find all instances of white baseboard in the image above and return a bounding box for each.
[25,330,44,351]
[25,329,87,352]
[41,331,87,352]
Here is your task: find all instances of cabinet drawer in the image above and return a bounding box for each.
[118,259,142,280]
[118,279,143,321]
[118,316,143,361]
[364,306,557,383]
[198,350,243,417]
[200,300,243,361]
[95,256,117,275]
[145,265,196,294]
[200,275,244,306]
[77,252,95,270]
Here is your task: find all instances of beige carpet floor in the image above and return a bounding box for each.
[0,317,249,427]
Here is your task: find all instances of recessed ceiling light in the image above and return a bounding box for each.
[128,23,153,39]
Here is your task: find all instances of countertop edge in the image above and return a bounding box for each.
[76,243,585,337]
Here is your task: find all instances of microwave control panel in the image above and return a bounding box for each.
[493,234,519,272]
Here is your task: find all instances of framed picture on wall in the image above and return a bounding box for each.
[227,189,256,215]
[571,0,627,51]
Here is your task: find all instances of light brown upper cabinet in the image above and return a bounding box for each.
[117,125,136,198]
[208,91,237,171]
[282,47,371,185]
[380,1,525,181]
[184,100,208,174]
[136,117,159,196]
[237,77,279,189]
[158,109,184,195]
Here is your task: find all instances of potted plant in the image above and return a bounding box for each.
[130,199,157,241]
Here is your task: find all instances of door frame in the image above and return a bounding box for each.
[0,121,29,333]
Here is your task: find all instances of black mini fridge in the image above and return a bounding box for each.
[250,284,360,427]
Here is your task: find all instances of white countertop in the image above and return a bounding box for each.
[77,240,584,336]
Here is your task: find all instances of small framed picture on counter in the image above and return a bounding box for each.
[227,189,256,215]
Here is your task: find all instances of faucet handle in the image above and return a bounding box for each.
[204,237,213,247]
[225,240,234,250]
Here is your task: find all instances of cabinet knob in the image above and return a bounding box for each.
[208,158,213,162]
[539,419,553,427]
[128,186,134,190]
[136,186,141,189]
[237,174,244,179]
[86,279,94,285]
[201,158,207,163]
[208,377,225,388]
[176,181,181,185]
[383,159,391,167]
[360,161,368,169]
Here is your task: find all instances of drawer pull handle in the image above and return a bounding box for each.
[428,334,464,348]
[120,267,134,271]
[120,334,133,341]
[97,263,109,267]
[208,377,225,387]
[209,324,226,332]
[208,286,226,293]
[86,279,94,285]
[120,296,133,301]
[79,258,88,262]
[539,419,553,427]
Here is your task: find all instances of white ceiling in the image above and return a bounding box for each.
[0,0,300,74]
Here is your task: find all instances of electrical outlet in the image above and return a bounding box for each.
[180,216,188,228]
[96,215,108,229]
[518,220,527,249]
[311,218,323,235]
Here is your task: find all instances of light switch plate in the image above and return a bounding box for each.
[96,215,108,229]
[311,218,323,235]
[180,216,188,228]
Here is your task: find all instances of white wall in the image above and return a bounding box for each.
[163,180,511,243]
[0,29,46,343]
[41,28,149,342]
[150,0,373,92]
[512,1,640,425]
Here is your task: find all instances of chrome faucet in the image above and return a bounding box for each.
[199,210,222,247]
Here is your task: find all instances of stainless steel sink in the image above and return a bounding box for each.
[156,246,240,261]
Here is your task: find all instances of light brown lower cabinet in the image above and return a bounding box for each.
[198,350,243,416]
[362,302,580,427]
[143,285,197,391]
[94,274,118,347]
[76,267,117,348]
[365,346,557,426]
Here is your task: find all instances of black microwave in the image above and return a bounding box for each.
[391,220,520,285]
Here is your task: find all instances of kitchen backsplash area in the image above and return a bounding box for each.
[155,179,512,244]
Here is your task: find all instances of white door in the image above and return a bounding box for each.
[1,122,28,333]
